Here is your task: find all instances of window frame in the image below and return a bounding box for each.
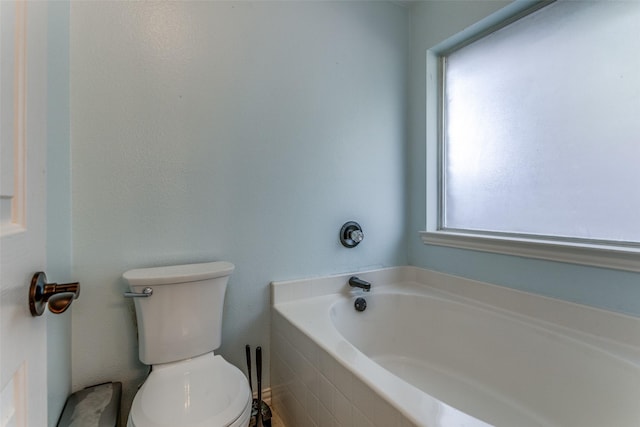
[419,0,640,273]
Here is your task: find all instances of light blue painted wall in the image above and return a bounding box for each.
[46,1,72,425]
[407,1,640,317]
[69,1,408,419]
[61,1,640,423]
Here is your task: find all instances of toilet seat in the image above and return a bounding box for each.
[128,353,252,427]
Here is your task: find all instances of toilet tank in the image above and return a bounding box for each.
[123,261,234,365]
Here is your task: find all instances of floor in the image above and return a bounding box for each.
[271,409,284,427]
[266,410,284,427]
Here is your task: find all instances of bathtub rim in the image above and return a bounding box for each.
[271,266,640,354]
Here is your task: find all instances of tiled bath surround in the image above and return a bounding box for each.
[272,307,415,427]
[271,266,640,427]
[270,267,418,427]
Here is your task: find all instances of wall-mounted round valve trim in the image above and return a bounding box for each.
[340,221,364,248]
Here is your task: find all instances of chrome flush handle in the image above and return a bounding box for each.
[123,287,153,298]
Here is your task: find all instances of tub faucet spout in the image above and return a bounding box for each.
[349,276,371,292]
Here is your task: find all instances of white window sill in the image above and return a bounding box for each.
[420,230,640,273]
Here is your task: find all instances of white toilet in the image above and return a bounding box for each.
[123,261,252,427]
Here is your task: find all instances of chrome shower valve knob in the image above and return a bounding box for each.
[340,221,364,248]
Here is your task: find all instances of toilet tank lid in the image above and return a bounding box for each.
[123,261,234,286]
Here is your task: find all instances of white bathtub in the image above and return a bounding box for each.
[271,267,640,427]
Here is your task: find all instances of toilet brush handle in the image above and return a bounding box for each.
[256,347,262,426]
[245,345,253,392]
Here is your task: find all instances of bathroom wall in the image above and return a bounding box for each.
[70,1,408,418]
[407,1,640,317]
[46,1,72,425]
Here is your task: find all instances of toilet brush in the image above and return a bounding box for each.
[256,347,272,427]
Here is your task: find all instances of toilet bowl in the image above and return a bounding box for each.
[127,353,251,427]
[123,262,251,427]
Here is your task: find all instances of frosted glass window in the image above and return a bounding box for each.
[442,0,640,244]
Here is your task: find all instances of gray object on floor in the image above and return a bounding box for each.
[57,382,122,427]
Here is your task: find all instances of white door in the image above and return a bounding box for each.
[1,1,49,426]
